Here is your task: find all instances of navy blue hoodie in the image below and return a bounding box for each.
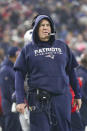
[14,15,81,104]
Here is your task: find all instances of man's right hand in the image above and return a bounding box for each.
[16,103,26,114]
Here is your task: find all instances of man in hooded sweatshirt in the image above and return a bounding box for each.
[14,15,82,131]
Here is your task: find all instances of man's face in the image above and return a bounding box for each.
[38,19,51,42]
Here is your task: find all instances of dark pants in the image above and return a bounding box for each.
[5,113,22,131]
[28,89,72,131]
[71,111,84,131]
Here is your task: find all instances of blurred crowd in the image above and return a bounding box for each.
[0,0,87,62]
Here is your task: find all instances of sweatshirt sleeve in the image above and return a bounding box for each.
[66,45,81,98]
[14,47,28,104]
[15,71,25,104]
[69,68,82,99]
[14,48,27,77]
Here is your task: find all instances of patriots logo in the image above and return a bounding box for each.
[45,53,55,59]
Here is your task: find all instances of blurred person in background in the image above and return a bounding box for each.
[14,14,81,131]
[24,29,33,45]
[76,50,87,131]
[0,46,22,131]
